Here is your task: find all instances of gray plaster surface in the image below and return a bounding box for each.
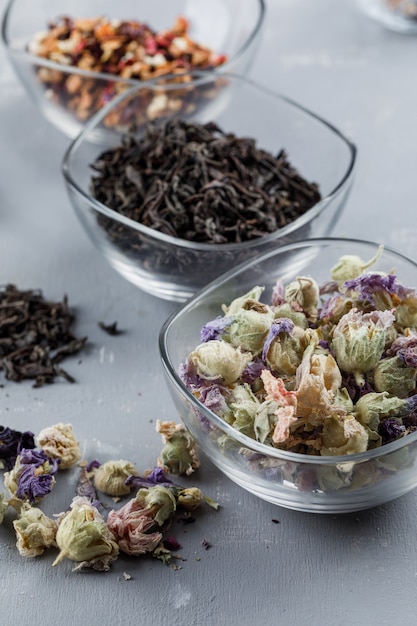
[1,1,417,625]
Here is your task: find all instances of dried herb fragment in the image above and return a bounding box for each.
[91,119,321,246]
[98,321,123,336]
[0,284,87,387]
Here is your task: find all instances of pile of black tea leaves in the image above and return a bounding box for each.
[0,284,87,387]
[90,119,322,246]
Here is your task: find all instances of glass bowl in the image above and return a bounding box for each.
[1,0,265,138]
[62,73,356,302]
[357,0,417,33]
[159,238,417,513]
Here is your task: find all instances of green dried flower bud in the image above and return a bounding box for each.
[321,415,368,456]
[36,423,81,470]
[177,487,204,511]
[373,356,417,398]
[265,325,308,376]
[138,485,177,526]
[284,276,319,318]
[229,383,260,438]
[273,302,308,328]
[331,245,383,285]
[222,286,265,316]
[93,460,139,496]
[224,308,274,355]
[13,503,57,557]
[156,420,200,476]
[188,340,252,385]
[53,496,119,570]
[354,391,406,431]
[331,308,395,386]
[254,398,279,444]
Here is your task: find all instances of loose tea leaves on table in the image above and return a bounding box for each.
[90,119,322,245]
[0,284,87,387]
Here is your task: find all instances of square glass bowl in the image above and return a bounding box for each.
[62,73,356,302]
[2,0,265,138]
[159,238,417,513]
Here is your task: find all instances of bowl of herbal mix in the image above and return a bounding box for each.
[2,0,265,138]
[159,238,417,513]
[62,73,356,302]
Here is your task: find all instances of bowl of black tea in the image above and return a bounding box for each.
[62,72,357,301]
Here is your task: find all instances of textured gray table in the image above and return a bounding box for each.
[1,1,417,625]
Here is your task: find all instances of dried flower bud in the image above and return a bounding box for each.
[176,487,203,511]
[223,307,274,356]
[222,287,265,316]
[354,391,410,431]
[156,420,200,476]
[321,415,368,456]
[107,486,176,556]
[13,503,57,557]
[93,460,139,496]
[263,319,308,376]
[331,308,395,386]
[36,423,81,469]
[229,383,260,438]
[187,340,252,385]
[295,341,344,424]
[53,496,119,570]
[395,294,417,329]
[330,246,383,285]
[254,398,279,444]
[373,355,417,398]
[284,276,320,319]
[273,302,308,329]
[4,449,59,510]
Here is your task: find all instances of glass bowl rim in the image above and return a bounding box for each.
[1,0,267,82]
[159,235,417,466]
[61,71,357,252]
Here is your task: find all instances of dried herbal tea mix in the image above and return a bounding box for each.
[28,15,227,124]
[180,246,417,459]
[0,421,219,572]
[90,118,321,246]
[0,284,87,386]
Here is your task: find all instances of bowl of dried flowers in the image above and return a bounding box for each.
[62,73,356,302]
[160,238,417,513]
[2,0,265,137]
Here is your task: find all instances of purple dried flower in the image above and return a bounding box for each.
[396,346,417,368]
[0,426,35,470]
[318,294,344,320]
[125,468,173,490]
[344,273,414,305]
[179,360,205,390]
[262,318,294,361]
[379,418,406,445]
[16,467,55,502]
[318,340,330,350]
[241,357,267,384]
[200,316,232,342]
[76,466,103,509]
[12,448,59,503]
[199,383,231,416]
